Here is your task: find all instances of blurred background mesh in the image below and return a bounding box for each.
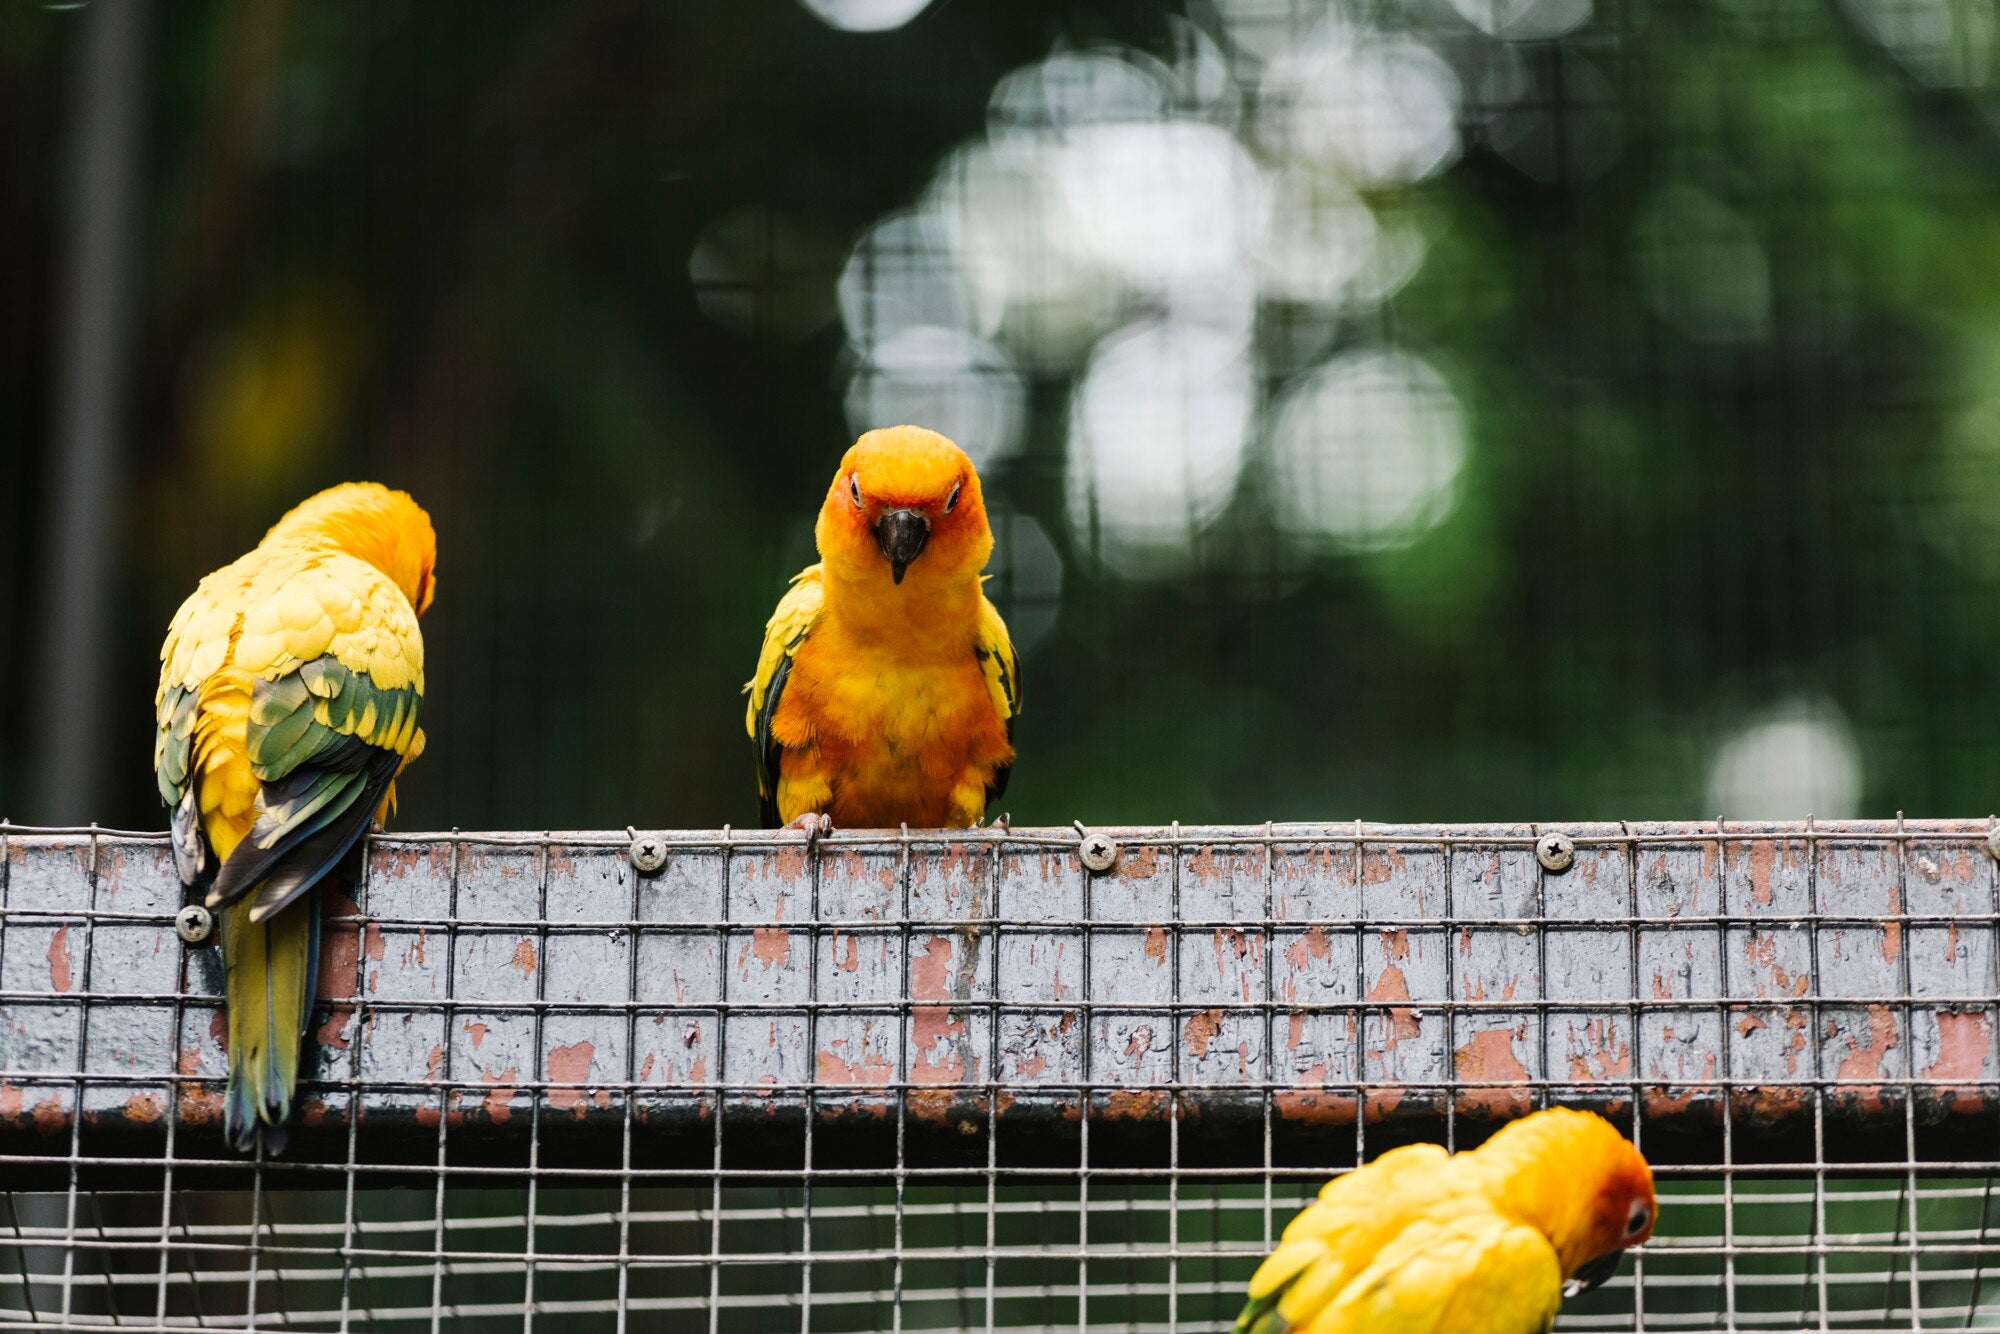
[3,0,1999,830]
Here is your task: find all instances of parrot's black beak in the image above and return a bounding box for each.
[1562,1250,1626,1299]
[876,508,930,585]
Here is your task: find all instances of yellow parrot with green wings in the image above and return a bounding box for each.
[155,482,435,1152]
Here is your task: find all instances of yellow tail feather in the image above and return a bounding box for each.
[222,896,315,1153]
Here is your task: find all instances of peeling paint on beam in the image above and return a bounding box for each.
[2,822,1997,1179]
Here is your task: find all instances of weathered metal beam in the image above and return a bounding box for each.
[2,822,1997,1185]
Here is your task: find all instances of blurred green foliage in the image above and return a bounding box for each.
[2,0,1998,832]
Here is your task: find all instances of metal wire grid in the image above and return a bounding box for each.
[4,819,2000,1332]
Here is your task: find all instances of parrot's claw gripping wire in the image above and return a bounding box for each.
[784,811,835,849]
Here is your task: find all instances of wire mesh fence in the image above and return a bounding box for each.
[5,820,2000,1330]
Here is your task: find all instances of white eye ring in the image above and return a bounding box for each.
[945,481,961,513]
[1625,1200,1652,1237]
[849,475,863,507]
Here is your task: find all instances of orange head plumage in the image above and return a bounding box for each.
[265,481,438,616]
[815,426,991,589]
[1476,1107,1657,1294]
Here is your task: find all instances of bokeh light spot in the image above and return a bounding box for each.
[1257,25,1462,186]
[1705,698,1863,820]
[796,0,935,33]
[1266,348,1469,553]
[1066,320,1257,574]
[843,326,1026,469]
[838,209,992,349]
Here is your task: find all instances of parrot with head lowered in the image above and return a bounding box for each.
[155,482,435,1153]
[1236,1108,1657,1334]
[746,425,1019,834]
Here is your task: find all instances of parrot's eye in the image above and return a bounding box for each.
[944,481,961,514]
[849,475,863,508]
[1625,1200,1652,1238]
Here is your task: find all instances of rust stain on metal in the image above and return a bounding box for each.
[46,927,73,993]
[1742,838,1780,907]
[363,919,386,963]
[910,935,954,1000]
[745,927,790,971]
[299,1098,330,1128]
[31,1097,65,1133]
[0,1084,19,1122]
[426,1045,445,1082]
[1924,1012,1992,1114]
[547,1041,598,1114]
[1273,1091,1360,1125]
[1882,883,1903,964]
[1733,1085,1812,1124]
[1362,846,1407,885]
[1641,1088,1720,1121]
[1143,926,1169,963]
[1116,845,1160,880]
[1366,964,1420,1050]
[315,890,363,1010]
[1185,1008,1224,1058]
[912,1007,969,1082]
[1831,1004,1900,1115]
[831,931,860,972]
[508,937,538,978]
[1744,933,1810,998]
[818,1025,895,1086]
[1101,1089,1166,1120]
[906,1088,972,1125]
[464,1020,488,1049]
[403,928,428,970]
[1567,1019,1633,1082]
[1362,1086,1408,1124]
[415,1102,442,1129]
[1454,1027,1532,1118]
[1286,927,1331,970]
[175,1082,224,1125]
[314,1006,352,1050]
[483,1068,521,1124]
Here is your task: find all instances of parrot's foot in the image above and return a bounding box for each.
[785,812,834,848]
[975,812,1011,833]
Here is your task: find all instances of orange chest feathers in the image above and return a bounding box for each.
[772,631,1011,827]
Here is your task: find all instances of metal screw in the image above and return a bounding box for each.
[1078,831,1119,874]
[1535,832,1575,875]
[174,904,214,944]
[628,833,668,875]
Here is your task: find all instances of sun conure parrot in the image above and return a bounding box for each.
[155,482,435,1153]
[1236,1108,1657,1334]
[746,425,1019,834]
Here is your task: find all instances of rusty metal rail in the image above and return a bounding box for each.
[3,821,1998,1185]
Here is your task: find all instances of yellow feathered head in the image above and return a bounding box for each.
[266,481,438,615]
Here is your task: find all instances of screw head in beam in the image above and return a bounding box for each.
[1078,832,1119,874]
[1535,832,1576,874]
[629,833,669,875]
[174,904,214,944]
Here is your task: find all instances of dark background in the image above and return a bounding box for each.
[5,0,1998,834]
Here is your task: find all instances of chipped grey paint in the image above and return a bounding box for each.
[1,822,1995,1168]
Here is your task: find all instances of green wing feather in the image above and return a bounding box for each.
[212,658,420,922]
